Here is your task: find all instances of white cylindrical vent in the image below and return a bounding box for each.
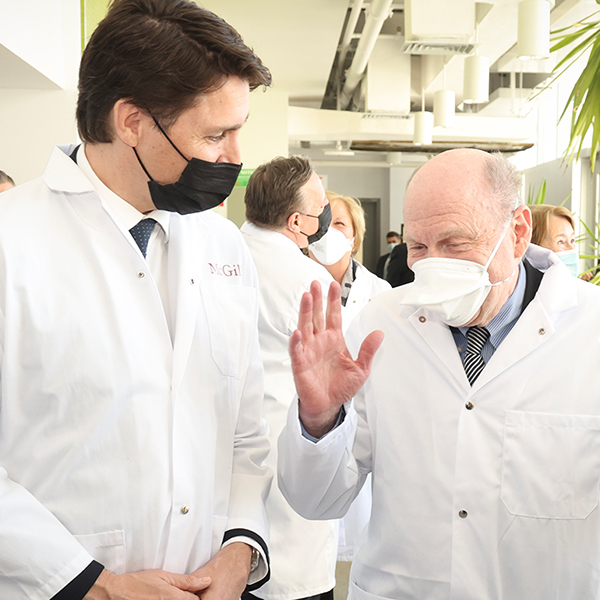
[463,55,489,104]
[434,90,455,128]
[517,0,550,59]
[414,111,433,145]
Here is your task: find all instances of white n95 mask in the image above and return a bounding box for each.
[398,217,515,327]
[309,227,353,266]
[556,248,579,277]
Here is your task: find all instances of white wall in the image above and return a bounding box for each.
[0,0,80,185]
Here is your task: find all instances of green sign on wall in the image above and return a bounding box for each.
[235,168,255,188]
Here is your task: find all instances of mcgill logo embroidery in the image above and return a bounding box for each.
[208,263,241,277]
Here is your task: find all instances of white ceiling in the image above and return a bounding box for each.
[198,0,600,152]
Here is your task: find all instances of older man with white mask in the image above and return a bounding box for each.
[278,149,600,600]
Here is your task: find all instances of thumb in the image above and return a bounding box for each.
[169,572,211,592]
[355,330,384,372]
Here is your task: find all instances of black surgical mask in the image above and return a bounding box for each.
[300,203,331,244]
[133,117,242,215]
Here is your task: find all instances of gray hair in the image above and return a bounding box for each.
[483,152,522,224]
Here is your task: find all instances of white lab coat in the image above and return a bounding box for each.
[338,261,390,561]
[241,221,338,600]
[0,146,271,599]
[279,245,600,600]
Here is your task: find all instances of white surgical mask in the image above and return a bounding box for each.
[309,227,353,266]
[556,248,579,277]
[399,218,515,327]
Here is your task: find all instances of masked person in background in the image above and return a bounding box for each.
[0,1,273,598]
[240,156,337,600]
[308,191,389,567]
[308,191,390,332]
[278,149,600,600]
[530,204,594,281]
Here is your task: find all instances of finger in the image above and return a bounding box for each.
[355,330,384,373]
[310,280,325,332]
[169,573,212,593]
[297,290,315,342]
[325,281,343,332]
[289,329,304,363]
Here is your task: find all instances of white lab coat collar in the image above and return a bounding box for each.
[45,144,170,240]
[240,221,303,253]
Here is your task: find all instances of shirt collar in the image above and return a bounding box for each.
[77,145,170,240]
[458,261,526,349]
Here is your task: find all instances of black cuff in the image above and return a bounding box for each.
[50,560,104,600]
[222,528,270,591]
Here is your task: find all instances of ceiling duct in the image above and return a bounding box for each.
[402,0,476,56]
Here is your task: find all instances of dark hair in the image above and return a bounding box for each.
[0,171,14,186]
[245,156,314,229]
[77,0,271,143]
[386,231,400,239]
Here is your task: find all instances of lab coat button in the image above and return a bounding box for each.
[419,316,426,323]
[465,401,474,410]
[181,505,190,515]
[538,328,546,335]
[459,510,468,518]
[137,271,146,279]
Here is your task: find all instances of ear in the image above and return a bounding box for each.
[513,204,532,260]
[112,99,150,147]
[286,211,302,234]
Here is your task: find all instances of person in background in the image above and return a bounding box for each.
[309,191,391,331]
[308,190,390,565]
[530,204,593,280]
[0,1,273,598]
[375,230,401,279]
[240,156,336,600]
[0,170,15,192]
[279,149,600,599]
[385,237,414,288]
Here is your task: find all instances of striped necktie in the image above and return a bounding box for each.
[464,326,490,385]
[129,218,156,258]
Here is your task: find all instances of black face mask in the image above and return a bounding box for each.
[300,202,331,244]
[133,118,242,215]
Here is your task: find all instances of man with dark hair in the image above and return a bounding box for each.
[0,170,15,192]
[0,1,272,599]
[241,156,337,600]
[374,230,401,279]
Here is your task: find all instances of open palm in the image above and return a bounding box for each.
[290,280,384,438]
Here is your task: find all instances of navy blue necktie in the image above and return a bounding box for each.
[464,326,490,385]
[129,218,156,258]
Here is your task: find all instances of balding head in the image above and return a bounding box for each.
[403,149,531,327]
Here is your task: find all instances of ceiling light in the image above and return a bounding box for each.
[323,140,355,156]
[517,0,550,60]
[434,90,455,128]
[414,111,433,145]
[463,55,489,104]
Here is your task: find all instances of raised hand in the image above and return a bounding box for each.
[289,280,383,438]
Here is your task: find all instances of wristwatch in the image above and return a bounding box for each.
[250,547,261,573]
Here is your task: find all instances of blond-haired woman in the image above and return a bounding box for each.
[308,190,390,562]
[530,204,593,280]
[308,190,390,331]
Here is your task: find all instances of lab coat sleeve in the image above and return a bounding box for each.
[223,264,272,587]
[277,395,370,521]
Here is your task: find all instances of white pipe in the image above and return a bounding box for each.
[338,0,365,77]
[340,0,394,109]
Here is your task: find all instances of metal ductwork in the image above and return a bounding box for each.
[339,0,394,109]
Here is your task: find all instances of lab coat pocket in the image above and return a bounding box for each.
[200,282,257,379]
[73,530,126,574]
[501,410,600,519]
[211,515,229,556]
[349,579,390,600]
